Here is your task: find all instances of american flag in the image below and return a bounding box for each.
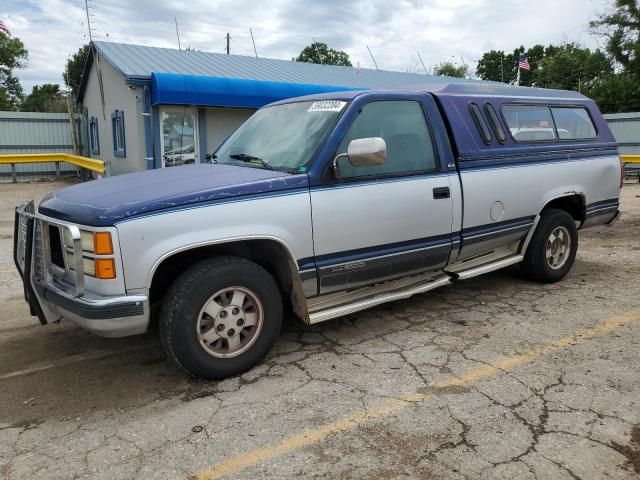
[0,20,10,37]
[518,54,530,71]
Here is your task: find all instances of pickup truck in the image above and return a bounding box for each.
[14,83,621,379]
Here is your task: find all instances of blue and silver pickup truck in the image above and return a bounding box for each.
[14,83,621,378]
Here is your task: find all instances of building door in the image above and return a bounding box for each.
[160,107,198,168]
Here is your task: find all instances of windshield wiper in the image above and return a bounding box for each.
[229,153,275,170]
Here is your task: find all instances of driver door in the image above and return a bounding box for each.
[310,99,454,295]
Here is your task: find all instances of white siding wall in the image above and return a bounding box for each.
[83,54,146,175]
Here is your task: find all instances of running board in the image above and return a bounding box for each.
[308,274,452,324]
[306,254,524,324]
[448,254,523,280]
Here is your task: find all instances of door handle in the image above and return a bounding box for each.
[433,186,450,199]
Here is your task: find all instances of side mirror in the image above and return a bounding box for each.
[332,137,387,178]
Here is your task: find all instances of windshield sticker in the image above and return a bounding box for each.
[307,101,347,112]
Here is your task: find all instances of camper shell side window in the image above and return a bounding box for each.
[501,103,598,143]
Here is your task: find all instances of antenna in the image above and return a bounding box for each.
[174,18,181,51]
[250,28,258,58]
[417,51,428,74]
[366,45,379,70]
[312,37,323,64]
[84,0,93,42]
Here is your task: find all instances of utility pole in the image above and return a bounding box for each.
[174,18,181,51]
[84,0,93,42]
[500,54,504,83]
[417,51,428,74]
[367,45,379,71]
[250,28,258,58]
[225,33,230,54]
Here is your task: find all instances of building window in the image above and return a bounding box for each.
[89,117,100,155]
[111,110,126,157]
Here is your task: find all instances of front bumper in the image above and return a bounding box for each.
[14,200,149,338]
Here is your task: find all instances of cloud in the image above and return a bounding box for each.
[2,0,611,93]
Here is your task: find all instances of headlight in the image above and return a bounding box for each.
[63,229,116,279]
[63,230,113,254]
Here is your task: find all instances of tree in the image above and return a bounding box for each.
[476,50,514,82]
[434,62,469,78]
[296,42,352,66]
[21,84,67,113]
[591,0,640,80]
[590,0,640,112]
[584,74,638,113]
[534,43,612,91]
[64,44,90,99]
[0,34,28,111]
[475,45,545,85]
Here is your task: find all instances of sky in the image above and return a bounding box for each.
[2,0,614,93]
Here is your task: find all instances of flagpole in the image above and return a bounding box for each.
[516,64,521,86]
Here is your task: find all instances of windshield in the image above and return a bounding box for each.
[213,100,347,173]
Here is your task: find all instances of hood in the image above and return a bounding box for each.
[38,164,309,226]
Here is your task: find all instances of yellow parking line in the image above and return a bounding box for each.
[190,309,640,480]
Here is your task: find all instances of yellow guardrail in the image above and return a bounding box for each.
[0,153,106,173]
[621,154,640,164]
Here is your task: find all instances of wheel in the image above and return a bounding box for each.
[521,208,578,283]
[160,256,283,379]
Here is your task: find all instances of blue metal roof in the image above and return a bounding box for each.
[91,41,478,90]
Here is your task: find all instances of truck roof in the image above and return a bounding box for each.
[271,82,589,105]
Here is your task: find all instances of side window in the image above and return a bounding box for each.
[485,103,506,143]
[551,107,597,140]
[89,117,100,155]
[469,103,492,144]
[111,110,126,157]
[337,101,436,178]
[502,105,557,142]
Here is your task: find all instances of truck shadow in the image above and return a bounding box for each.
[0,266,590,425]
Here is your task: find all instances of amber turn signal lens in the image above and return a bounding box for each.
[95,258,116,279]
[94,232,113,255]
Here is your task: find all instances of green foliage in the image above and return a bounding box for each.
[0,34,28,111]
[475,45,547,86]
[584,74,638,113]
[590,0,640,112]
[475,50,512,82]
[296,42,352,66]
[64,44,90,99]
[433,62,469,78]
[535,44,612,91]
[21,84,67,113]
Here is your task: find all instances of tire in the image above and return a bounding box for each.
[521,208,578,283]
[159,256,283,379]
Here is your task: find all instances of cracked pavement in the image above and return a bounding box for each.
[0,181,639,480]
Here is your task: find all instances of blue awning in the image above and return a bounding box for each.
[151,72,364,108]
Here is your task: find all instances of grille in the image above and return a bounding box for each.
[48,225,65,269]
[33,221,45,282]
